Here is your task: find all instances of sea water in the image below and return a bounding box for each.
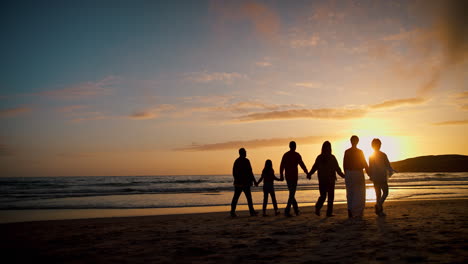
[0,173,467,222]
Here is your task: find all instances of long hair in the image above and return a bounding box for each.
[321,141,332,162]
[262,159,274,174]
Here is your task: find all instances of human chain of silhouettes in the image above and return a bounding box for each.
[230,135,396,219]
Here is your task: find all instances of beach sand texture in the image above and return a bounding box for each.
[2,199,467,263]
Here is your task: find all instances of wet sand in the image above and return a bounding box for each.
[1,199,467,263]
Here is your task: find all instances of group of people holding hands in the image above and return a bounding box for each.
[230,135,396,219]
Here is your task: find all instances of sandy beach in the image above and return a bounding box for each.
[1,199,467,263]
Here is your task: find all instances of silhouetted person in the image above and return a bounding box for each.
[257,159,282,216]
[369,138,396,216]
[307,141,345,217]
[231,148,258,217]
[343,135,369,218]
[280,141,308,216]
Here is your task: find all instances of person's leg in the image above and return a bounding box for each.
[345,171,353,218]
[285,182,297,215]
[270,190,279,213]
[289,182,299,215]
[326,183,335,216]
[379,181,389,216]
[230,186,243,215]
[263,190,268,214]
[374,182,382,215]
[243,186,257,215]
[315,182,327,216]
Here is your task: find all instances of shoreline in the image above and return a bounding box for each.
[1,196,467,224]
[1,198,467,263]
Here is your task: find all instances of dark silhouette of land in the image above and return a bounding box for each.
[391,155,468,172]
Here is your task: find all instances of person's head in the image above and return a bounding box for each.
[264,159,273,170]
[371,138,382,151]
[239,148,246,157]
[289,141,296,151]
[350,135,359,147]
[321,141,332,156]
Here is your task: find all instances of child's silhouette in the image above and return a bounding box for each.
[257,159,282,216]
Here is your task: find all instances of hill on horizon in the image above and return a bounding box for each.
[391,155,468,172]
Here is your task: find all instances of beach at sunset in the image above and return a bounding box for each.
[2,199,467,263]
[1,0,468,263]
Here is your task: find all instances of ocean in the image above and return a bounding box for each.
[0,173,467,223]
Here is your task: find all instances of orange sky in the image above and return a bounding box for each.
[1,0,467,176]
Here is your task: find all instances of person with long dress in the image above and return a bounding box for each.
[343,135,369,218]
[307,141,345,217]
[369,138,396,216]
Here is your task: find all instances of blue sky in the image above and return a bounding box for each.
[1,0,467,176]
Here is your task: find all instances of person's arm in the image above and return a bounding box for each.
[361,150,369,176]
[308,157,319,179]
[299,154,308,176]
[333,156,345,178]
[384,153,396,176]
[247,159,257,186]
[272,169,281,181]
[257,173,264,185]
[279,155,285,181]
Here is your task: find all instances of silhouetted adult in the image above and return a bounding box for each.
[343,135,369,218]
[280,141,308,216]
[307,141,345,217]
[230,148,258,217]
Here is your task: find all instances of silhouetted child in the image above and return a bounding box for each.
[369,138,396,216]
[307,141,345,217]
[257,159,282,216]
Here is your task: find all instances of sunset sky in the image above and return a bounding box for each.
[1,0,467,177]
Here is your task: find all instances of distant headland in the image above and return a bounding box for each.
[391,155,468,172]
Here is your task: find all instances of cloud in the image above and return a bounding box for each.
[185,71,246,84]
[36,76,117,99]
[175,135,330,151]
[193,101,302,114]
[432,120,468,126]
[71,112,110,122]
[289,34,320,48]
[128,104,176,120]
[0,106,32,118]
[452,91,468,110]
[255,61,272,67]
[57,152,95,158]
[294,82,322,89]
[236,108,368,122]
[369,97,427,109]
[233,97,427,123]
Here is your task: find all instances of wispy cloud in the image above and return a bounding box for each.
[0,106,32,118]
[290,34,320,48]
[175,135,330,151]
[186,71,246,84]
[255,61,272,67]
[432,119,468,126]
[36,76,117,99]
[234,97,427,123]
[294,82,322,89]
[193,101,302,114]
[71,112,110,122]
[369,97,427,109]
[453,91,468,110]
[236,108,368,122]
[128,104,176,120]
